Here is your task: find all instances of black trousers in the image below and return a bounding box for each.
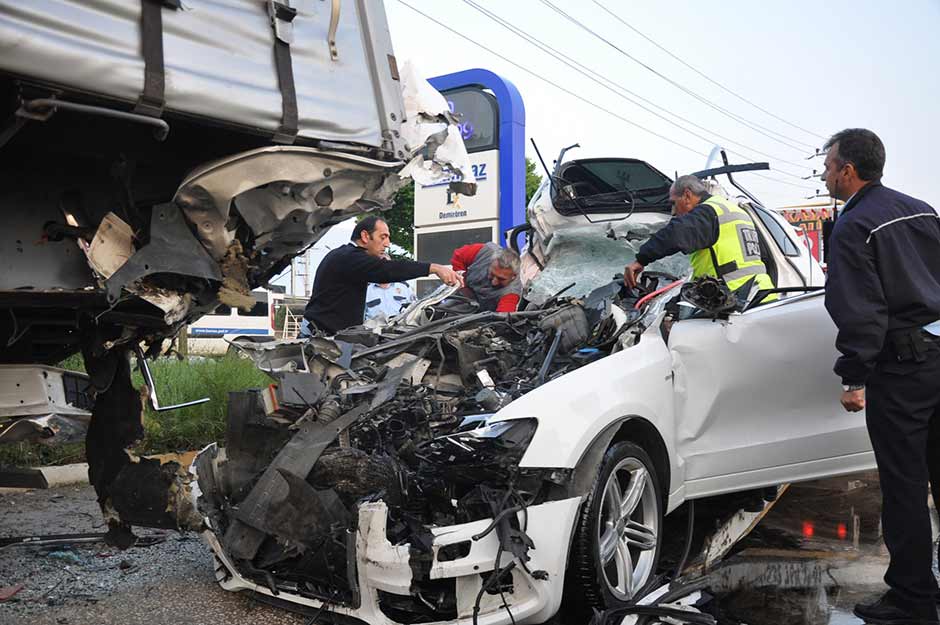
[866,347,940,606]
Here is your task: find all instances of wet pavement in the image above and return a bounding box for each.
[705,472,940,624]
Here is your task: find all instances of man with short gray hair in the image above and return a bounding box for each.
[822,128,940,625]
[624,174,775,298]
[450,242,521,312]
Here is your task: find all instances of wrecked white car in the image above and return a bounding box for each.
[0,1,474,528]
[188,157,875,623]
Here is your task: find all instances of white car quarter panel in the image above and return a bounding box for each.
[496,324,675,473]
[670,292,872,484]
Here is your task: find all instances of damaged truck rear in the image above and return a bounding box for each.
[0,0,473,538]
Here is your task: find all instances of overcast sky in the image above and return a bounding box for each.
[278,0,940,294]
[385,0,939,207]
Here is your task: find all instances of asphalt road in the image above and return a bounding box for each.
[0,485,305,625]
[0,477,935,625]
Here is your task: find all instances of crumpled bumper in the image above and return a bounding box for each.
[200,489,580,625]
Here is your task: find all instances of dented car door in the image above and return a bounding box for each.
[669,292,874,498]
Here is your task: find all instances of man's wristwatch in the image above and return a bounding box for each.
[842,384,865,392]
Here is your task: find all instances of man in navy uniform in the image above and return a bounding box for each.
[364,254,416,322]
[823,128,940,624]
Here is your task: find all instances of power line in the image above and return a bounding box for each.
[591,0,827,143]
[393,1,813,193]
[461,0,812,181]
[751,172,819,190]
[539,0,817,153]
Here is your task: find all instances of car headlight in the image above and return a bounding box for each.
[417,417,537,485]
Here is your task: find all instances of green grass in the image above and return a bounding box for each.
[0,354,272,467]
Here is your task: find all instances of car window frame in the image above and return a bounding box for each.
[739,287,825,316]
[753,205,802,257]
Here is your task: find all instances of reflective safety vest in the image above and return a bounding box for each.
[689,195,776,297]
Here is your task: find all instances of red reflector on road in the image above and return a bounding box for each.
[802,521,814,538]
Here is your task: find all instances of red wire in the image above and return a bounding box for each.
[634,279,685,310]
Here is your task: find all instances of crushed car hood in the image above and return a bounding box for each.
[190,251,689,618]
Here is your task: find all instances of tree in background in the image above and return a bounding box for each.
[525,157,544,206]
[379,157,543,259]
[384,182,415,258]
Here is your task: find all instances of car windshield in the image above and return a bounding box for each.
[526,220,691,305]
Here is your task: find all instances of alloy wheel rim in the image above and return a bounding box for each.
[596,456,659,601]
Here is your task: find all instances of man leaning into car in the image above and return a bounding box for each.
[301,216,462,336]
[823,128,940,625]
[623,175,775,298]
[449,242,522,312]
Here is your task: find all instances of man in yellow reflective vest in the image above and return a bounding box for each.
[624,175,776,299]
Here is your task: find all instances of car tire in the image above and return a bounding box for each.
[564,441,663,616]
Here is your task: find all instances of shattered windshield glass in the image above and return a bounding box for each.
[526,221,691,305]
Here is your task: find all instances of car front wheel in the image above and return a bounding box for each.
[565,441,663,614]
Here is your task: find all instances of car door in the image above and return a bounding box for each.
[668,291,875,498]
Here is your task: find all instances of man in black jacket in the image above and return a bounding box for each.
[302,216,461,335]
[823,128,940,624]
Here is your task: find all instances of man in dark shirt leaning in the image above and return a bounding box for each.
[822,128,940,625]
[302,216,461,335]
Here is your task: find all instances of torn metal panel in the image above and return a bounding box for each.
[0,413,90,445]
[358,502,413,595]
[86,212,134,279]
[383,353,432,385]
[135,289,193,326]
[369,354,424,408]
[398,61,475,192]
[231,338,308,374]
[224,403,370,560]
[104,202,221,305]
[174,147,401,261]
[0,365,91,418]
[221,392,293,500]
[274,371,327,408]
[699,485,789,570]
[0,364,92,446]
[392,283,462,327]
[216,239,255,312]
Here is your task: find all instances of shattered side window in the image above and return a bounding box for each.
[525,220,691,305]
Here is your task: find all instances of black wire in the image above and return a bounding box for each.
[472,545,500,625]
[498,585,516,625]
[590,0,826,143]
[471,505,524,541]
[396,0,814,193]
[541,0,818,154]
[462,0,814,179]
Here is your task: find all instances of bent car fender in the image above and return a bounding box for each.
[494,322,675,471]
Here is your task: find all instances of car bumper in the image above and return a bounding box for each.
[201,496,581,625]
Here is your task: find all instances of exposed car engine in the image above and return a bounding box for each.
[191,273,683,621]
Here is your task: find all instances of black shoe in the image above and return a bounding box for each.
[853,593,939,624]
